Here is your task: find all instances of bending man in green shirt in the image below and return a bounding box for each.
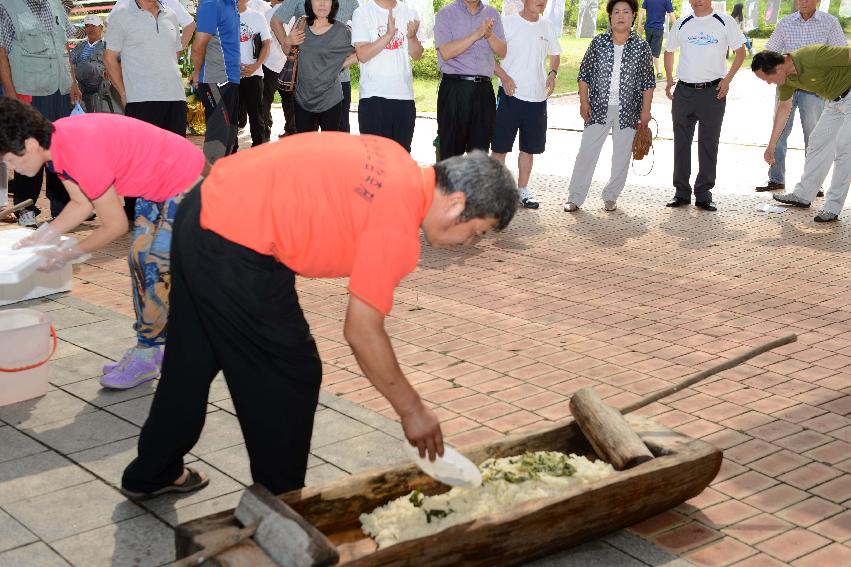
[752,45,851,222]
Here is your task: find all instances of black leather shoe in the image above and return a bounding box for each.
[695,201,718,211]
[755,181,784,192]
[666,197,690,207]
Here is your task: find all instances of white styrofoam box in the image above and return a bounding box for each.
[0,228,74,306]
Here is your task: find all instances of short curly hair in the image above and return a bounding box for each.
[0,97,54,156]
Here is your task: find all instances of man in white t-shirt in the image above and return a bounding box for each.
[490,0,560,209]
[663,0,744,211]
[250,0,287,142]
[236,0,272,149]
[351,0,426,152]
[110,0,196,49]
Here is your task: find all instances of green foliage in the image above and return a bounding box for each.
[412,48,442,80]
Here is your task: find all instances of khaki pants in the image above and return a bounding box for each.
[792,94,851,215]
[567,105,636,206]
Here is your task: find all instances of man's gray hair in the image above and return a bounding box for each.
[433,151,518,231]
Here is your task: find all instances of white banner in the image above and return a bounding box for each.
[819,0,831,14]
[576,0,597,38]
[841,0,851,17]
[404,0,435,47]
[745,0,758,32]
[764,0,780,25]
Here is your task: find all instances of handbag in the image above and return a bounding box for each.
[277,46,299,92]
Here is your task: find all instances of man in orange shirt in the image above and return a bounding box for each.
[121,133,518,499]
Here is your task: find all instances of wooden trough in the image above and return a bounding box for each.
[175,413,722,566]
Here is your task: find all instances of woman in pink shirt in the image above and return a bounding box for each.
[1,98,209,394]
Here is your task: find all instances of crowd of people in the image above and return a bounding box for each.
[0,0,848,498]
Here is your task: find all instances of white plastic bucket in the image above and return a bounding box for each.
[0,309,55,406]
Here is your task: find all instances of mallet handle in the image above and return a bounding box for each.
[171,523,258,567]
[619,334,797,415]
[0,199,34,219]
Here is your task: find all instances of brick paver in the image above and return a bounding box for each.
[5,71,849,565]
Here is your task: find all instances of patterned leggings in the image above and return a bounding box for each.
[129,192,186,347]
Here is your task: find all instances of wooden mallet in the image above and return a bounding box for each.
[172,484,338,567]
[570,334,797,470]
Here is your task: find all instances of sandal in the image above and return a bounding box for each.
[120,467,209,501]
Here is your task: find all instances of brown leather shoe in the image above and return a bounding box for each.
[755,181,784,192]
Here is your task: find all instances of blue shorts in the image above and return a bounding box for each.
[491,87,547,154]
[645,27,664,58]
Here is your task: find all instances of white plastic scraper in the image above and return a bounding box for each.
[404,443,482,488]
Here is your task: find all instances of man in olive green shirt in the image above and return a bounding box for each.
[752,45,851,222]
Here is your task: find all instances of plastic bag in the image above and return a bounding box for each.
[70,102,85,116]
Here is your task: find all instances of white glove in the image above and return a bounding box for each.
[36,240,86,272]
[12,222,61,249]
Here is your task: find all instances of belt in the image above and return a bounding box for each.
[678,79,722,89]
[443,74,491,83]
[832,87,850,102]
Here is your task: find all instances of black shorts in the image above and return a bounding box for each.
[491,87,547,155]
[357,97,416,152]
[645,27,664,58]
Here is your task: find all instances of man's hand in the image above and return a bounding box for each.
[240,63,259,77]
[716,76,731,99]
[477,17,494,40]
[665,79,675,100]
[502,75,517,97]
[70,82,81,105]
[764,144,776,165]
[545,73,556,97]
[400,399,444,461]
[385,9,396,40]
[580,99,591,123]
[189,69,200,91]
[639,109,651,128]
[406,18,419,39]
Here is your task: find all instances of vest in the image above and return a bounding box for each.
[6,0,73,96]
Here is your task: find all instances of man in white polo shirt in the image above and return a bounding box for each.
[663,0,744,212]
[105,0,188,219]
[110,0,197,49]
[351,0,425,152]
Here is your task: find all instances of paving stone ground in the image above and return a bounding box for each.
[1,71,849,566]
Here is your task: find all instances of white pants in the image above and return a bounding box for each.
[792,94,851,215]
[567,105,637,206]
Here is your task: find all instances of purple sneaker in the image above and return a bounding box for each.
[103,347,163,373]
[100,358,160,390]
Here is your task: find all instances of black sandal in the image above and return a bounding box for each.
[120,467,209,501]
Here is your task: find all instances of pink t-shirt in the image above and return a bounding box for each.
[48,114,204,202]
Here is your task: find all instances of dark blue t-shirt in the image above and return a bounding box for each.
[642,0,674,30]
[196,0,241,84]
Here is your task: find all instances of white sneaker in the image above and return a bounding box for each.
[604,201,617,211]
[563,202,578,212]
[17,210,38,227]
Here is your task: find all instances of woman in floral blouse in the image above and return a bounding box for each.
[564,0,655,212]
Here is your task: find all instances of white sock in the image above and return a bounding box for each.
[520,187,532,199]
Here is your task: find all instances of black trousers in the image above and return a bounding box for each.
[124,100,187,219]
[11,90,71,218]
[340,80,351,133]
[358,97,416,152]
[294,99,345,133]
[672,83,726,202]
[436,76,496,160]
[281,89,296,135]
[261,65,281,141]
[237,75,265,149]
[199,82,240,163]
[121,187,322,495]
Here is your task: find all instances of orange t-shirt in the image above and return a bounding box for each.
[200,132,435,315]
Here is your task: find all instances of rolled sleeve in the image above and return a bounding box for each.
[577,38,596,84]
[828,20,848,47]
[104,15,126,52]
[433,8,451,48]
[0,6,13,52]
[764,24,783,53]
